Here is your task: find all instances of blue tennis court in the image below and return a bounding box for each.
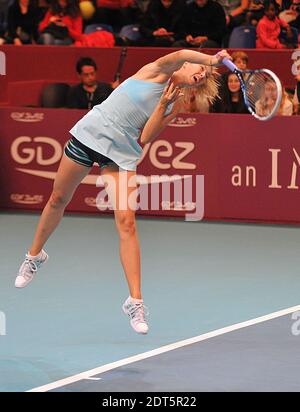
[1,212,300,392]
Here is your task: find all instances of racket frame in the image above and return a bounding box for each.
[223,59,283,121]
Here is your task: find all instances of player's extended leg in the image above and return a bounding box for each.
[15,155,91,288]
[29,155,91,255]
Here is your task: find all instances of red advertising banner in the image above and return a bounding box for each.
[1,107,300,224]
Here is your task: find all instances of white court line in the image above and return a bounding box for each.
[28,304,300,392]
[83,377,102,381]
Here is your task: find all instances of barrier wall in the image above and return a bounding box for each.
[7,80,79,107]
[0,46,298,104]
[1,107,300,224]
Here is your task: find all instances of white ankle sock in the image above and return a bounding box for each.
[27,250,42,260]
[129,296,143,304]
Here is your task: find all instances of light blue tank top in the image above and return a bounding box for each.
[69,78,168,171]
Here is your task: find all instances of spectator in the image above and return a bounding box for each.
[37,0,51,18]
[173,0,226,48]
[38,0,82,45]
[256,0,293,48]
[131,0,150,22]
[216,0,249,27]
[231,50,248,70]
[278,89,293,115]
[93,0,134,32]
[67,57,115,109]
[211,72,248,114]
[247,0,265,26]
[3,0,40,44]
[139,0,185,47]
[220,51,249,88]
[255,78,293,116]
[216,0,249,46]
[0,0,11,42]
[279,0,300,31]
[292,73,300,114]
[276,0,289,8]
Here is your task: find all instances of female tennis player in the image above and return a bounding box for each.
[15,48,230,334]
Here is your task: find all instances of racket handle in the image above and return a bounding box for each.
[223,58,238,72]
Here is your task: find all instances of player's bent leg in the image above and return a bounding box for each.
[101,165,149,334]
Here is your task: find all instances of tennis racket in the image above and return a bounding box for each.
[223,58,283,121]
[114,47,127,82]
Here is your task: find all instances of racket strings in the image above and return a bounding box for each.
[244,72,280,118]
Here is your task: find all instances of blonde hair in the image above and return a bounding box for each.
[278,90,293,116]
[179,65,220,113]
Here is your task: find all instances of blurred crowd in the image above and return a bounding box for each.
[0,0,299,115]
[0,0,299,48]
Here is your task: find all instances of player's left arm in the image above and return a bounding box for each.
[140,83,183,145]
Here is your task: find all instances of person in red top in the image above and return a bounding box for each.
[38,0,82,45]
[256,0,293,48]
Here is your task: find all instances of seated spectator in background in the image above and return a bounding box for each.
[279,0,300,31]
[0,0,11,43]
[216,0,249,28]
[220,51,249,87]
[38,0,51,12]
[247,0,265,26]
[277,0,292,10]
[2,0,40,45]
[211,72,248,114]
[256,0,293,48]
[67,57,115,109]
[278,89,293,115]
[247,1,288,28]
[231,50,249,70]
[93,0,134,32]
[138,0,185,47]
[173,0,226,48]
[38,0,82,45]
[216,0,249,46]
[131,0,150,22]
[255,78,293,116]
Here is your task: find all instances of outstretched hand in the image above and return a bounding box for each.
[211,50,232,66]
[159,82,184,108]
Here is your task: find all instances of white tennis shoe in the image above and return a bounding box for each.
[122,297,149,334]
[15,250,49,288]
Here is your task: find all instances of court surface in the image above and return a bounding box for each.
[0,212,300,392]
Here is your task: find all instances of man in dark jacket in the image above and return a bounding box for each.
[67,57,115,110]
[139,0,186,47]
[173,0,226,48]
